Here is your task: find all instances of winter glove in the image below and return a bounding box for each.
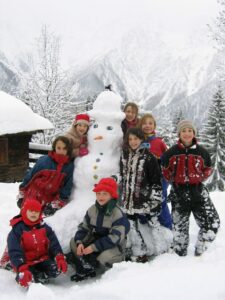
[43,200,66,217]
[17,264,33,288]
[79,147,89,156]
[16,190,24,208]
[55,254,68,273]
[137,214,149,224]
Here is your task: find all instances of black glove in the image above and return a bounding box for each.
[16,191,24,208]
[43,203,58,217]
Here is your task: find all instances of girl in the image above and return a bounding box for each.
[139,113,172,229]
[18,135,74,216]
[64,113,90,158]
[120,128,172,262]
[8,199,67,288]
[121,102,139,136]
[161,120,220,256]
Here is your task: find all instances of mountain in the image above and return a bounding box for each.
[0,51,20,94]
[69,27,218,126]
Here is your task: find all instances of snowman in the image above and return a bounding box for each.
[47,90,125,250]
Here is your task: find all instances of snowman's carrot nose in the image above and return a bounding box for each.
[94,136,103,140]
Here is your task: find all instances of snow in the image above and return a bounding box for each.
[0,182,225,299]
[0,91,54,135]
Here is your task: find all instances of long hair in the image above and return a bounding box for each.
[123,127,145,150]
[52,136,73,159]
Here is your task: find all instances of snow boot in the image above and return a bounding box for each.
[32,270,50,284]
[70,256,96,282]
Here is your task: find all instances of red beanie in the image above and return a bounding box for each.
[21,199,42,226]
[73,114,90,126]
[93,178,118,199]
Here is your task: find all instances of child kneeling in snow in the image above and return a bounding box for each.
[17,135,74,217]
[7,199,67,288]
[68,178,130,282]
[120,128,173,263]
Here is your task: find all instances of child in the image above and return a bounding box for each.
[64,113,90,158]
[139,113,172,229]
[7,199,67,288]
[17,135,74,217]
[121,102,139,136]
[161,120,220,256]
[120,128,172,262]
[68,177,130,281]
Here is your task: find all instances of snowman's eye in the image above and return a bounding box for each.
[106,126,113,130]
[93,124,98,128]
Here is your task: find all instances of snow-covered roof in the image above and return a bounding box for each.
[0,91,54,136]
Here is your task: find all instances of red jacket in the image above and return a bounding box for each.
[144,134,167,159]
[161,139,212,185]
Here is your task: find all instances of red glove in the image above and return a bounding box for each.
[18,264,33,288]
[55,254,67,273]
[79,147,89,156]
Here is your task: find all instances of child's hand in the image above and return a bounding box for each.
[83,246,93,255]
[17,264,33,288]
[55,254,68,273]
[79,147,89,156]
[77,244,84,256]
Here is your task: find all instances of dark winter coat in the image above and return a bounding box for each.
[7,215,63,270]
[161,139,212,185]
[74,201,130,253]
[120,147,162,216]
[121,118,139,137]
[19,151,74,207]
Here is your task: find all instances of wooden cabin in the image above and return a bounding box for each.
[0,91,54,182]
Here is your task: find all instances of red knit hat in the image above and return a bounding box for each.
[73,114,90,126]
[21,199,42,226]
[93,178,118,199]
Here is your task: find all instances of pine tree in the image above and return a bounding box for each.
[201,88,225,191]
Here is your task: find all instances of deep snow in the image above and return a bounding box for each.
[0,182,224,300]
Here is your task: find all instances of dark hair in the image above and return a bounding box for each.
[123,102,139,116]
[52,136,73,159]
[123,127,145,149]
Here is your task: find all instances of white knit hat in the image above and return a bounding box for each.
[177,120,197,135]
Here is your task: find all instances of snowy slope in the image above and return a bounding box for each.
[0,182,224,300]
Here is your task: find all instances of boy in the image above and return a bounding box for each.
[69,177,130,281]
[161,120,220,256]
[7,199,67,288]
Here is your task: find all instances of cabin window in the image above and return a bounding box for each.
[0,138,8,164]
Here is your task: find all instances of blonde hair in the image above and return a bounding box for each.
[139,113,156,129]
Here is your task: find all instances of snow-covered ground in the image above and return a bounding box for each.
[0,182,225,300]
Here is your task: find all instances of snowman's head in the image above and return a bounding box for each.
[88,91,125,154]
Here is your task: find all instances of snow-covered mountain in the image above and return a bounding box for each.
[69,27,218,125]
[0,51,20,94]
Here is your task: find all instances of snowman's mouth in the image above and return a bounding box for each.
[94,136,103,140]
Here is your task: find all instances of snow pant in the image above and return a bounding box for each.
[126,214,173,258]
[169,184,220,256]
[158,178,172,229]
[70,238,124,269]
[28,259,60,279]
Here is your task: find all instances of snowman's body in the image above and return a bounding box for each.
[72,91,125,207]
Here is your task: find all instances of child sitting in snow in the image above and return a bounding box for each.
[161,120,220,256]
[67,177,130,282]
[120,128,172,262]
[121,102,139,137]
[139,113,172,230]
[7,199,67,288]
[17,135,74,217]
[64,113,90,158]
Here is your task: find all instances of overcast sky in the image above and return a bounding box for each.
[0,0,220,67]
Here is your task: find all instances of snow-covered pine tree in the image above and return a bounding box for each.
[157,111,175,147]
[170,108,185,145]
[200,87,225,191]
[19,25,75,144]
